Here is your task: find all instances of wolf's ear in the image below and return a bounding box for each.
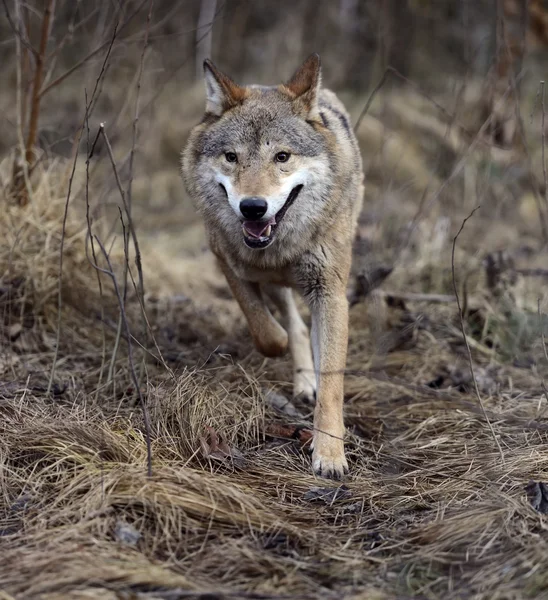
[285,53,321,119]
[203,59,247,116]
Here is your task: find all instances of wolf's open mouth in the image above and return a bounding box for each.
[242,185,303,249]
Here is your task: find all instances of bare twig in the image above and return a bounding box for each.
[541,81,548,234]
[24,0,55,169]
[1,0,38,57]
[452,207,505,465]
[84,107,108,403]
[38,0,148,98]
[99,124,146,383]
[354,65,474,141]
[125,0,153,381]
[195,0,217,79]
[12,0,32,203]
[47,26,119,395]
[89,235,153,477]
[539,298,548,365]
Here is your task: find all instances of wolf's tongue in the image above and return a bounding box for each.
[242,216,275,239]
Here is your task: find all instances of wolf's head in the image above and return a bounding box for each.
[183,54,334,254]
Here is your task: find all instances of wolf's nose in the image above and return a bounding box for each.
[240,197,267,220]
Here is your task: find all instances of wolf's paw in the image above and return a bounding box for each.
[311,432,348,480]
[294,371,316,405]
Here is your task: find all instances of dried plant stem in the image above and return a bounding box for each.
[452,207,505,465]
[38,0,149,98]
[47,27,118,395]
[354,65,474,141]
[85,109,108,402]
[89,235,153,477]
[541,81,548,239]
[126,0,154,384]
[99,125,146,384]
[24,0,55,170]
[12,0,32,203]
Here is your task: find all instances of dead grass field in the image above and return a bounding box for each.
[3,4,548,598]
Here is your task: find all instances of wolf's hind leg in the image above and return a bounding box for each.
[264,285,316,403]
[217,259,288,357]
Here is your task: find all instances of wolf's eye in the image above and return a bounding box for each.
[225,152,238,163]
[275,152,290,163]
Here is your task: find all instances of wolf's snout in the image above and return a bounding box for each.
[239,197,267,220]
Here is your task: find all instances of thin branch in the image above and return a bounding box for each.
[541,81,548,234]
[12,0,31,202]
[84,105,108,404]
[451,206,505,465]
[354,65,475,142]
[126,0,152,302]
[47,25,119,395]
[24,0,55,169]
[38,0,148,98]
[539,298,548,365]
[1,0,38,57]
[89,235,153,477]
[100,124,146,383]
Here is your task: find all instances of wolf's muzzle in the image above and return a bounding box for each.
[241,185,304,250]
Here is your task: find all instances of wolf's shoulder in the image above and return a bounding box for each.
[319,88,351,120]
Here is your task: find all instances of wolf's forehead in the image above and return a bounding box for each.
[199,108,325,157]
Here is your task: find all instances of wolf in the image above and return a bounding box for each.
[181,54,364,478]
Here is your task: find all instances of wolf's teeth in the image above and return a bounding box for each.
[242,224,247,235]
[264,225,272,237]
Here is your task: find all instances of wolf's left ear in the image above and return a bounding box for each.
[285,53,322,119]
[203,59,247,116]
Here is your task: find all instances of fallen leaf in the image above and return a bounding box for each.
[264,422,313,446]
[199,426,245,468]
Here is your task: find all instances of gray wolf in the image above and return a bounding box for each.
[181,54,364,478]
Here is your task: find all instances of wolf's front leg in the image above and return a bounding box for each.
[217,258,288,357]
[263,285,316,403]
[309,285,349,479]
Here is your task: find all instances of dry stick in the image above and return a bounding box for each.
[354,65,474,141]
[108,5,226,147]
[23,0,55,170]
[38,0,148,98]
[499,15,548,243]
[401,81,519,264]
[1,0,38,57]
[541,81,548,233]
[84,105,108,403]
[11,0,31,203]
[99,124,147,383]
[536,299,548,408]
[539,298,548,365]
[452,207,505,465]
[47,26,119,395]
[125,0,154,385]
[90,235,153,477]
[83,108,107,506]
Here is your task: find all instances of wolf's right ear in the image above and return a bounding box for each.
[285,53,322,120]
[203,60,247,116]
